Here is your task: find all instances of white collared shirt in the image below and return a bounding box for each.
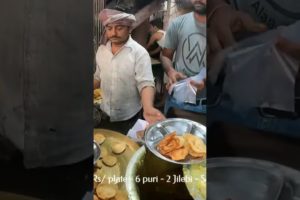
[94,36,155,121]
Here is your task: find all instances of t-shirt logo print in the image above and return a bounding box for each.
[182,33,206,75]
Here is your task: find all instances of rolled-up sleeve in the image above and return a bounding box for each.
[94,64,101,81]
[135,51,155,93]
[94,47,102,81]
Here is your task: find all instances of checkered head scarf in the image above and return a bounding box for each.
[99,9,136,27]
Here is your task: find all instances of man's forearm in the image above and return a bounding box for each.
[140,86,155,110]
[160,51,175,75]
[149,47,161,56]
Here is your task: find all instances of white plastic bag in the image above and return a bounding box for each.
[221,21,300,112]
[169,68,206,104]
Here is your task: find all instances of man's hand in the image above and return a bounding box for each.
[161,48,187,85]
[143,107,165,125]
[208,3,267,53]
[167,69,187,85]
[190,79,205,91]
[140,86,165,125]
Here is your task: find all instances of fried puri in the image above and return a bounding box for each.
[112,142,127,154]
[158,132,206,161]
[96,184,117,199]
[102,155,117,167]
[166,146,189,161]
[185,133,206,158]
[94,134,106,145]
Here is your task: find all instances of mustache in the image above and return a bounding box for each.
[109,37,121,39]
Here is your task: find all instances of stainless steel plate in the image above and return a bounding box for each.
[144,118,206,165]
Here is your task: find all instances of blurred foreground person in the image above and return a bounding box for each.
[0,1,94,199]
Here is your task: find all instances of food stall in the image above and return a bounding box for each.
[91,0,207,199]
[93,118,206,200]
[93,78,206,200]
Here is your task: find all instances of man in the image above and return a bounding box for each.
[161,0,206,120]
[94,9,164,133]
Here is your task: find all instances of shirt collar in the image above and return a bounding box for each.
[105,35,134,52]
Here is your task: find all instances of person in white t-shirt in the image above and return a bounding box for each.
[94,9,165,133]
[146,18,166,58]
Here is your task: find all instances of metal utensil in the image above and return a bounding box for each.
[144,118,206,165]
[93,140,101,165]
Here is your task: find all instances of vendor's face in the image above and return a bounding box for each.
[191,0,206,15]
[105,24,130,45]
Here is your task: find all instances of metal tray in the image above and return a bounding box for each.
[93,129,140,199]
[144,118,206,165]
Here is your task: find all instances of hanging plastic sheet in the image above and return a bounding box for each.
[213,21,300,112]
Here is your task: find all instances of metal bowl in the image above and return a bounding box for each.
[125,146,146,200]
[207,157,284,200]
[144,118,206,165]
[125,146,195,200]
[93,140,101,165]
